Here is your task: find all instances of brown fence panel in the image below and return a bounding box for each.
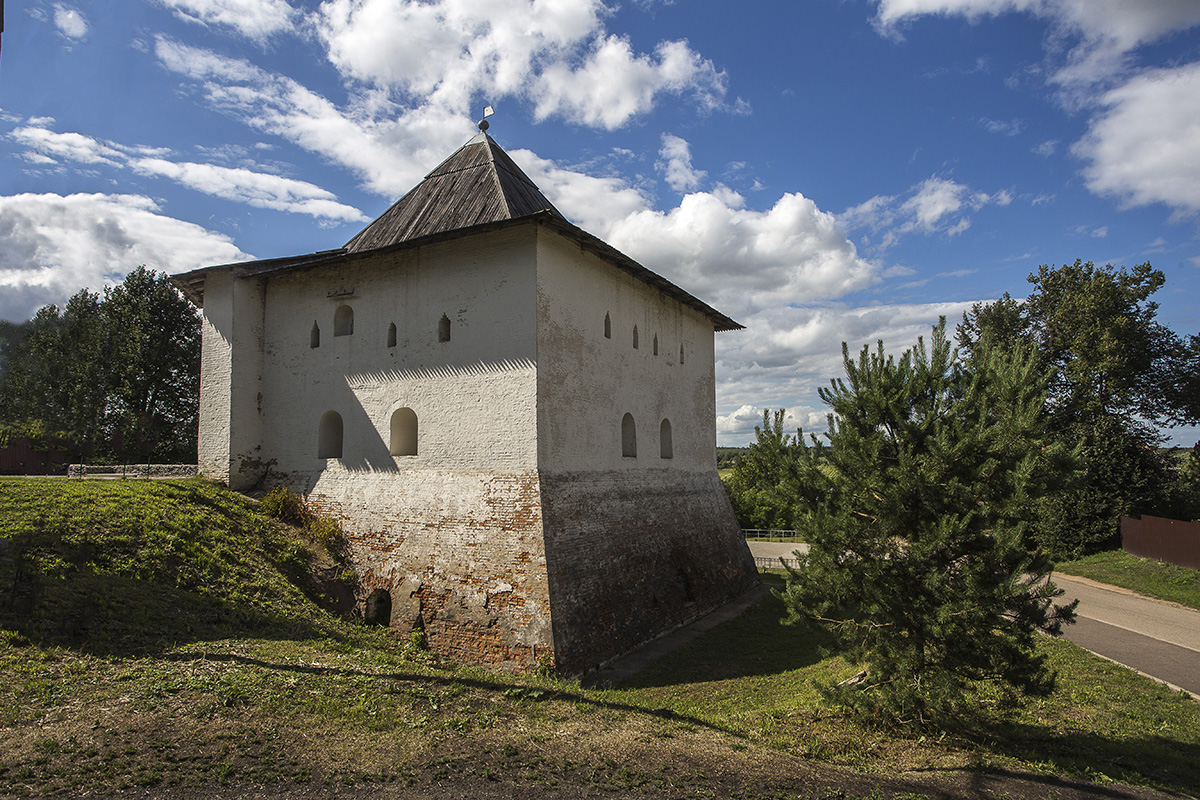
[0,440,69,475]
[1122,515,1200,570]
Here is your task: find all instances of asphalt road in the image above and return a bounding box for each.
[1052,573,1200,697]
[745,541,1200,697]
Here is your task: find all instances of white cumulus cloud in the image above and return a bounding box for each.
[714,300,983,444]
[841,176,1011,250]
[509,148,651,236]
[533,37,726,129]
[657,134,707,193]
[876,0,1200,43]
[130,158,367,221]
[1074,61,1200,214]
[715,405,826,443]
[607,190,877,320]
[0,193,251,322]
[10,124,123,166]
[155,36,459,197]
[875,0,1200,79]
[155,0,297,41]
[316,0,727,129]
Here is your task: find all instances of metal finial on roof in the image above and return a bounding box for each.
[478,104,494,132]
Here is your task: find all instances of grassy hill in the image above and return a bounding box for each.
[2,478,1199,798]
[0,478,350,656]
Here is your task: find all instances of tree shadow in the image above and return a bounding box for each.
[958,719,1200,798]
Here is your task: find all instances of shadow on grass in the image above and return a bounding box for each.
[0,570,344,658]
[0,478,353,657]
[617,579,836,689]
[164,649,733,735]
[967,719,1200,797]
[168,651,1200,799]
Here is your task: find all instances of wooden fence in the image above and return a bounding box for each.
[1122,515,1200,570]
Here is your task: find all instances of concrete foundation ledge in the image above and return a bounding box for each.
[67,464,199,479]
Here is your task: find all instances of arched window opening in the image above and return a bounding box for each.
[310,322,320,349]
[390,407,418,456]
[621,413,637,458]
[387,322,397,348]
[334,305,354,336]
[604,312,611,339]
[318,411,343,459]
[438,314,451,343]
[632,325,639,349]
[679,344,685,364]
[653,334,659,356]
[660,418,673,459]
[364,588,392,627]
[677,568,695,603]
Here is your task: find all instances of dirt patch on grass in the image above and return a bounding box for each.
[0,702,1183,800]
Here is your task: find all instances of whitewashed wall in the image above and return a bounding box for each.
[259,227,539,475]
[197,270,263,488]
[534,229,718,473]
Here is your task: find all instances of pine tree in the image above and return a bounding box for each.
[776,320,1077,725]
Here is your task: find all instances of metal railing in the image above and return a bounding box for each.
[743,528,800,541]
[754,555,801,571]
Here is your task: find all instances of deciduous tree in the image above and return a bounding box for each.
[959,260,1199,556]
[0,268,199,463]
[722,409,803,531]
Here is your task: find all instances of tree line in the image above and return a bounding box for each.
[725,260,1200,724]
[0,267,200,466]
[726,259,1200,558]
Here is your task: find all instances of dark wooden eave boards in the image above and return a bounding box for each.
[171,133,743,332]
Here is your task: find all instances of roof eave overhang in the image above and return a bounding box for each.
[171,212,743,332]
[534,214,744,332]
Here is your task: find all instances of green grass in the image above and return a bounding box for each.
[0,477,348,655]
[1055,549,1200,611]
[2,478,1200,797]
[613,576,1200,790]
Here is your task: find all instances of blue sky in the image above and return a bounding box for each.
[3,0,1199,446]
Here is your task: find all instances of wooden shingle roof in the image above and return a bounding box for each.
[172,133,742,331]
[343,132,565,253]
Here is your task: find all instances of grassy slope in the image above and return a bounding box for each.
[1055,550,1200,611]
[2,479,1199,797]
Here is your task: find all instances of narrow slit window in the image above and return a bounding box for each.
[387,322,397,348]
[310,322,320,349]
[390,407,418,456]
[318,411,343,459]
[334,305,353,336]
[604,312,611,339]
[679,344,685,364]
[660,418,673,459]
[632,325,639,349]
[621,413,637,458]
[653,334,659,356]
[438,314,451,343]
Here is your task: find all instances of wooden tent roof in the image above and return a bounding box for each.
[172,134,742,332]
[344,132,565,252]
